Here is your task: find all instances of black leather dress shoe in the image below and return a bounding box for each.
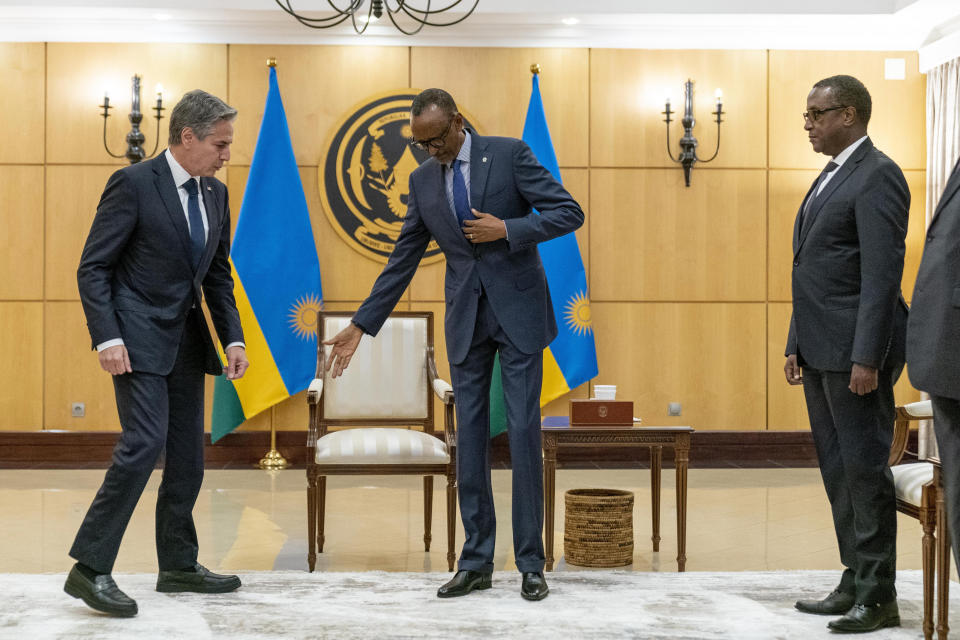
[156,563,241,593]
[827,601,900,633]
[437,570,492,598]
[795,589,855,615]
[64,564,138,617]
[521,571,549,601]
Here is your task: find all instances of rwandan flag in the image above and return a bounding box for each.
[489,72,598,437]
[211,65,323,442]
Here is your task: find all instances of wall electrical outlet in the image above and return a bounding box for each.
[71,402,85,418]
[668,402,682,416]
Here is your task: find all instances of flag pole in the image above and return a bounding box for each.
[256,56,289,471]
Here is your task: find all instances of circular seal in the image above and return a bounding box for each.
[318,89,480,264]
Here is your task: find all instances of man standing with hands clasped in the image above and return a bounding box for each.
[65,90,248,617]
[784,75,909,633]
[324,88,583,601]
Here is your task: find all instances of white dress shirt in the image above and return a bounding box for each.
[817,135,868,196]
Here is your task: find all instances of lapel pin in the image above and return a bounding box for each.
[482,157,487,163]
[206,186,212,191]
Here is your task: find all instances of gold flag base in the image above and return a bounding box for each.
[259,448,289,470]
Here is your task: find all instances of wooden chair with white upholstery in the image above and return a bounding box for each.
[889,400,950,640]
[305,310,457,572]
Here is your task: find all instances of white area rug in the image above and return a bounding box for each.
[0,570,951,639]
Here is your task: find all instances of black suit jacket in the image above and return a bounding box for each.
[907,161,960,400]
[77,152,243,376]
[786,138,910,372]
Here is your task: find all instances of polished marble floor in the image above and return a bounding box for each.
[0,467,943,577]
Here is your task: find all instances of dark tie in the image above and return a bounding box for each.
[451,159,473,228]
[182,178,206,269]
[800,160,839,232]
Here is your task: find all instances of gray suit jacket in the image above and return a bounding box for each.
[907,161,960,399]
[77,153,244,376]
[353,131,584,365]
[786,137,910,372]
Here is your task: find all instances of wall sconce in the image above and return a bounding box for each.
[663,79,724,187]
[100,74,165,164]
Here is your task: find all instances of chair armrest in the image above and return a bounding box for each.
[307,378,324,405]
[889,400,933,466]
[433,378,454,404]
[426,348,454,405]
[901,400,932,419]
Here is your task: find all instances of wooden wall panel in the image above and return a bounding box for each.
[0,303,43,429]
[44,302,120,430]
[767,302,808,430]
[768,169,818,303]
[768,51,924,171]
[590,49,767,169]
[410,48,589,168]
[45,165,117,300]
[408,168,590,302]
[769,169,928,303]
[46,43,228,165]
[0,166,44,299]
[229,45,409,166]
[902,170,928,303]
[592,302,766,430]
[591,168,766,301]
[0,43,45,165]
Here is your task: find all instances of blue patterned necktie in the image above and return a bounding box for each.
[451,159,473,227]
[182,178,206,269]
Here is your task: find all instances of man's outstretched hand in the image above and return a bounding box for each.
[323,323,363,378]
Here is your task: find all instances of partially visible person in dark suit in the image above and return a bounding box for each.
[784,75,909,634]
[323,88,583,601]
[907,158,960,575]
[65,90,249,617]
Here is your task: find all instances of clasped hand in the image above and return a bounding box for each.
[462,209,506,243]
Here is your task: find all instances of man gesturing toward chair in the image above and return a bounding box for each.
[65,90,248,617]
[784,75,909,633]
[324,88,583,601]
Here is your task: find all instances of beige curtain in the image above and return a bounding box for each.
[919,57,960,459]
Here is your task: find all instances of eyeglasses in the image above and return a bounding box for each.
[410,117,455,151]
[803,105,847,123]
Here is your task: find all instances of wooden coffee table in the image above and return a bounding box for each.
[541,419,694,571]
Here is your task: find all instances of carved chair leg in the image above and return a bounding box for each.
[307,470,317,572]
[423,475,434,552]
[937,485,950,640]
[921,504,935,640]
[446,470,457,572]
[318,475,327,554]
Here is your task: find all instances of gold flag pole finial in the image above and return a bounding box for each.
[267,58,278,67]
[530,63,541,75]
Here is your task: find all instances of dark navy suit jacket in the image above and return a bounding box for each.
[353,131,584,364]
[786,137,909,372]
[77,152,243,376]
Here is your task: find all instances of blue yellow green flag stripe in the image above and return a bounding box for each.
[211,65,323,443]
[489,71,598,437]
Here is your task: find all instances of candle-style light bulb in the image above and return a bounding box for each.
[715,88,723,103]
[665,89,673,108]
[155,83,164,99]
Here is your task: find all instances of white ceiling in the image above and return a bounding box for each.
[1,0,959,70]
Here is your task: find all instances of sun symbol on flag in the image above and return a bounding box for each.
[564,291,593,336]
[288,294,323,340]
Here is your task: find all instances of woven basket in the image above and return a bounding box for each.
[564,488,634,567]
